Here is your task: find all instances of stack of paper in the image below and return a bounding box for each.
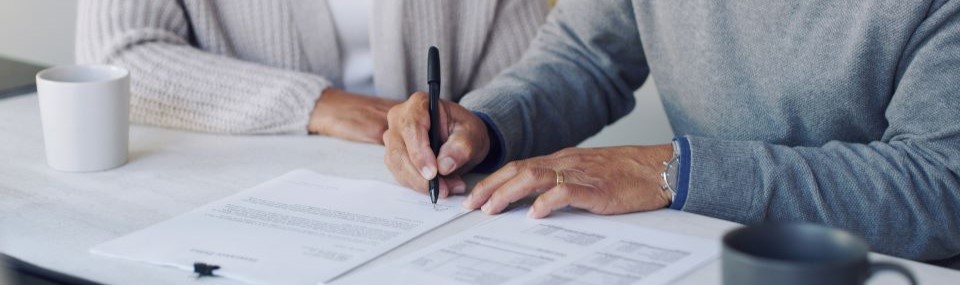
[92,169,470,285]
[93,169,718,285]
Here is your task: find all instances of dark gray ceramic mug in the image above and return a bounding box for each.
[722,223,917,285]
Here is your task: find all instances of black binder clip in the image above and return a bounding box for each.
[193,262,220,279]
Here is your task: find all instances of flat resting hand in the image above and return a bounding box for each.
[463,145,675,218]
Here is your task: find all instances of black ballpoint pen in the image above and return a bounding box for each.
[427,46,441,206]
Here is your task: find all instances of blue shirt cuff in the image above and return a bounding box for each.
[670,136,692,210]
[471,112,506,173]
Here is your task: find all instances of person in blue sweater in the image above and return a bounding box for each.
[382,0,960,262]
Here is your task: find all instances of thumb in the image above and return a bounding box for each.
[436,136,472,176]
[435,104,488,175]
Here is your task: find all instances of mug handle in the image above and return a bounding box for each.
[869,261,918,285]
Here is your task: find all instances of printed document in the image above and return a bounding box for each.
[338,209,718,285]
[91,169,469,285]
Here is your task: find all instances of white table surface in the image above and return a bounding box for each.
[0,93,955,285]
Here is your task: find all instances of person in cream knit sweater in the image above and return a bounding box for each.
[75,0,547,143]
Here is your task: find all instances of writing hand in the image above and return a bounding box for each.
[383,92,490,197]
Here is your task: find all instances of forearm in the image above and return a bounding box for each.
[460,0,649,165]
[110,43,327,134]
[679,136,960,260]
[76,0,330,134]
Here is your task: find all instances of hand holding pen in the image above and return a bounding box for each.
[382,46,492,201]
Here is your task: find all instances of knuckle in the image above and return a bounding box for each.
[473,179,493,194]
[409,95,428,110]
[384,152,398,168]
[447,139,471,159]
[488,191,508,207]
[521,167,540,181]
[382,131,393,146]
[486,191,501,204]
[386,106,400,122]
[383,131,399,147]
[504,161,520,172]
[473,179,488,190]
[553,184,573,200]
[390,148,407,165]
[416,141,433,160]
[458,141,476,161]
[532,196,548,208]
[411,92,428,101]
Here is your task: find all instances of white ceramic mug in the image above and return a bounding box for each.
[36,65,130,172]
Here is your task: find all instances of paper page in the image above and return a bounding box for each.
[337,209,718,285]
[91,169,469,285]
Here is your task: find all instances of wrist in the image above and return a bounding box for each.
[307,93,326,135]
[471,112,505,173]
[665,137,692,210]
[317,87,346,102]
[308,88,343,134]
[660,141,680,207]
[475,114,492,163]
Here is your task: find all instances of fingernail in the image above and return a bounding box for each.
[527,207,536,218]
[421,167,433,180]
[453,182,466,194]
[481,203,491,214]
[461,195,473,208]
[439,157,456,173]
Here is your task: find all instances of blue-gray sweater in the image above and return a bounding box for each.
[460,0,960,260]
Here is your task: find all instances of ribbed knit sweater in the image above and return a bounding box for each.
[75,0,547,134]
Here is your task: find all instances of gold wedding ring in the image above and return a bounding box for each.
[555,169,565,186]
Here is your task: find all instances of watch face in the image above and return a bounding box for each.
[666,159,680,189]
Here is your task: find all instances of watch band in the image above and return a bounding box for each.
[660,141,681,207]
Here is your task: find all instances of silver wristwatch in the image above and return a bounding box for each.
[660,141,681,206]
